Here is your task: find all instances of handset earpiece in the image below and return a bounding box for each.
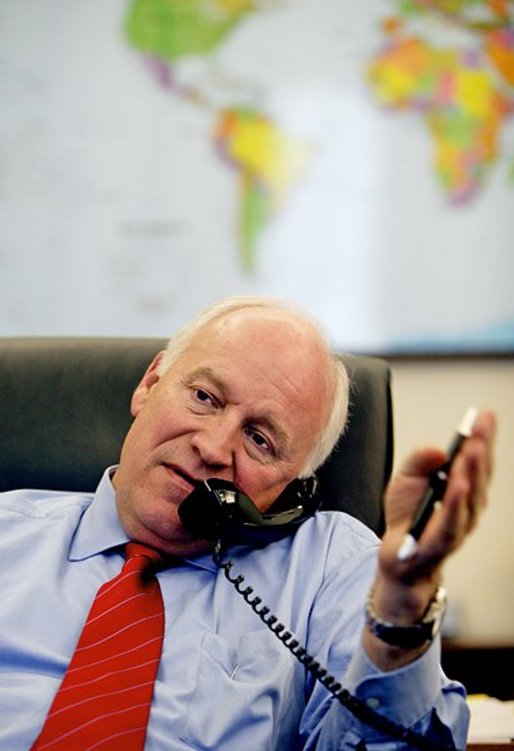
[178,476,320,547]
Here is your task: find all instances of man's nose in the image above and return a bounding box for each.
[190,416,237,471]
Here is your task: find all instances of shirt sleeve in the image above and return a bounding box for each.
[303,640,469,751]
[337,639,468,749]
[296,515,469,750]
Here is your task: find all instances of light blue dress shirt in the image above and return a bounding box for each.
[0,469,468,750]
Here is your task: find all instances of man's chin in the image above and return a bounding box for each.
[136,512,214,557]
[153,533,214,558]
[115,475,210,555]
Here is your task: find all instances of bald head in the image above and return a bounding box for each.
[158,296,349,476]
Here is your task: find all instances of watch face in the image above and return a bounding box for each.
[423,587,448,631]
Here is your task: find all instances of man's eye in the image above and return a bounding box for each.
[244,427,272,453]
[194,388,216,406]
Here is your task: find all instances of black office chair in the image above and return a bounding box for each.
[0,337,393,536]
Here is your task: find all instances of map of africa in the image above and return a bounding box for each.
[368,0,514,203]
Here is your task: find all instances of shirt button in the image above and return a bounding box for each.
[366,697,381,709]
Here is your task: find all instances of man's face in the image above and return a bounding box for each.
[113,309,334,555]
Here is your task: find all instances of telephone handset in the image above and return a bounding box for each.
[178,475,321,547]
[178,481,453,751]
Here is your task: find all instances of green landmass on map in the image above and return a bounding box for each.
[125,0,256,60]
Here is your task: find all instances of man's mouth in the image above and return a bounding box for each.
[162,463,198,494]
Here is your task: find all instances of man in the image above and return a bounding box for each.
[0,296,495,749]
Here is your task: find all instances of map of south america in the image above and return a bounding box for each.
[124,0,311,272]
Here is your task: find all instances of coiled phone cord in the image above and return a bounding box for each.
[213,544,457,751]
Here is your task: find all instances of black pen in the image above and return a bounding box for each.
[397,406,479,561]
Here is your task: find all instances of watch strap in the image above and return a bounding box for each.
[365,586,447,649]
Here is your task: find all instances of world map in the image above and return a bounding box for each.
[1,0,513,353]
[123,0,513,271]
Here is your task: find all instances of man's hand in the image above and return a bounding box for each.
[363,410,496,670]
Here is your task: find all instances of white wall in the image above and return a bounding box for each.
[390,358,514,643]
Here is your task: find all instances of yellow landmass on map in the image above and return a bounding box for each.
[215,108,310,270]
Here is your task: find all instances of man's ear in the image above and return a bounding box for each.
[130,352,166,416]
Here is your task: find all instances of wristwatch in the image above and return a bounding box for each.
[365,586,447,649]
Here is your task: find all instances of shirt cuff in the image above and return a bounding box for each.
[343,637,443,729]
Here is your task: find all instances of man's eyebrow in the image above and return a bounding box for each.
[186,367,230,398]
[186,366,290,453]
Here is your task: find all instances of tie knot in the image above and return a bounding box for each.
[125,542,162,567]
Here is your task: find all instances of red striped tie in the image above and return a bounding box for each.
[31,542,165,750]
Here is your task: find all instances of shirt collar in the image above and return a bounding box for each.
[68,465,219,573]
[69,466,129,561]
